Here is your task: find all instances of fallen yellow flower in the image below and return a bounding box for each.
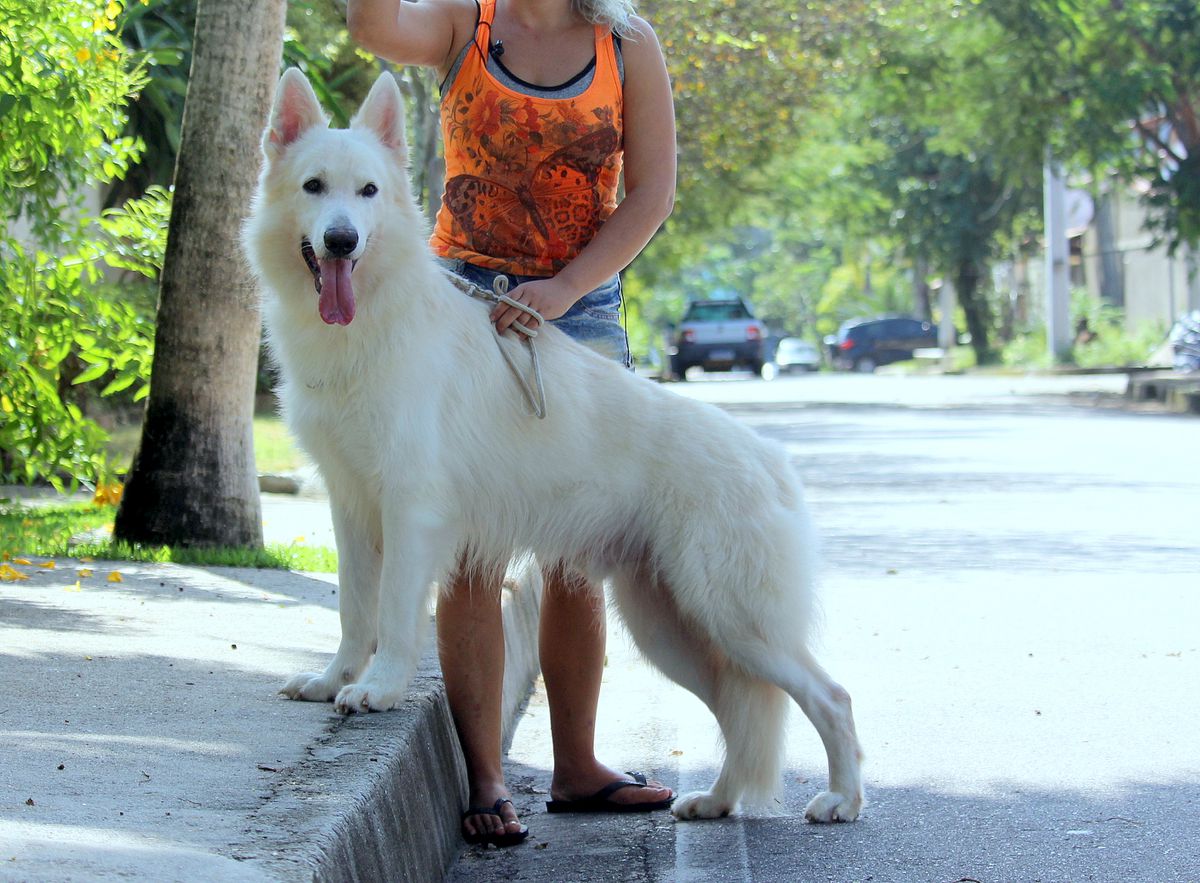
[78,569,94,578]
[92,483,124,506]
[0,564,30,582]
[107,571,123,583]
[39,561,56,569]
[13,558,32,566]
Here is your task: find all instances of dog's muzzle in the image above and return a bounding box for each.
[301,237,358,326]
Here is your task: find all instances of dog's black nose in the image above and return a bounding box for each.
[323,227,359,258]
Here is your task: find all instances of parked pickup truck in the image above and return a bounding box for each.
[669,297,768,379]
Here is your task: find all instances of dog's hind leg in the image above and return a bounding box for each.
[281,497,382,702]
[610,570,789,821]
[789,650,864,823]
[734,644,864,823]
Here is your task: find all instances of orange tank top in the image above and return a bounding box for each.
[430,0,624,277]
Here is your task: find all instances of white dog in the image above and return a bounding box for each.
[245,69,863,823]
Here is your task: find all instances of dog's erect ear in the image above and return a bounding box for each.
[351,72,407,158]
[264,68,329,160]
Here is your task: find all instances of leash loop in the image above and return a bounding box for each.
[447,270,547,420]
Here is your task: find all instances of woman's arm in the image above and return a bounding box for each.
[346,0,477,74]
[491,16,677,335]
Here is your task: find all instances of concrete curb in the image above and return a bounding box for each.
[251,561,544,882]
[0,558,543,883]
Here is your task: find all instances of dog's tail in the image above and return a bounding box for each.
[610,559,792,810]
[713,663,790,807]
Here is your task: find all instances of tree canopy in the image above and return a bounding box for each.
[984,0,1200,251]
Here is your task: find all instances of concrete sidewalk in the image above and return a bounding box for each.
[1,369,1188,882]
[0,496,543,882]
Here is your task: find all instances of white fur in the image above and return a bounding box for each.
[245,69,864,822]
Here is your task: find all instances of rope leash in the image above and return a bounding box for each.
[448,271,547,419]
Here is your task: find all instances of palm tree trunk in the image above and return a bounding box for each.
[114,0,286,548]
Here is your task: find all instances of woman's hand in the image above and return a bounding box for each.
[490,277,579,338]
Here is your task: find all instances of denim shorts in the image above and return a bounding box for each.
[443,259,632,369]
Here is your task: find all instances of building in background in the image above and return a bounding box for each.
[1079,178,1200,332]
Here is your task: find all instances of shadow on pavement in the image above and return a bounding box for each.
[450,758,1200,883]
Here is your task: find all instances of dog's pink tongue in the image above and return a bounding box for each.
[318,259,355,326]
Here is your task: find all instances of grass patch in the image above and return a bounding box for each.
[0,502,115,558]
[105,416,307,477]
[884,346,976,375]
[1,501,336,572]
[67,540,338,571]
[252,416,308,475]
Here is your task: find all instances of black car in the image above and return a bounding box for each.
[828,316,939,372]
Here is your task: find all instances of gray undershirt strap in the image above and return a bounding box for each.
[441,21,624,100]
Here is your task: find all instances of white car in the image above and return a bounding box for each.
[774,337,821,373]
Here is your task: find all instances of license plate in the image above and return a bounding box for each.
[708,349,735,362]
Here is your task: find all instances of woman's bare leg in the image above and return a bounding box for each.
[437,563,524,840]
[541,565,673,806]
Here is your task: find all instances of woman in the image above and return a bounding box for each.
[346,0,677,846]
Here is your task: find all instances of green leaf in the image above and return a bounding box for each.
[100,373,138,396]
[72,361,109,385]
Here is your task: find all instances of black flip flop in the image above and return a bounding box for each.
[545,771,676,814]
[462,797,529,847]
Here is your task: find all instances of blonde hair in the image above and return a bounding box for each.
[573,0,637,37]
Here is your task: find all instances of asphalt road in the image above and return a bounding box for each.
[448,373,1200,883]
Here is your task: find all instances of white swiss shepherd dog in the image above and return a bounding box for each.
[245,69,864,823]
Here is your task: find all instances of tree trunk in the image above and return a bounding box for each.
[393,64,444,221]
[114,0,286,548]
[956,258,995,366]
[912,254,932,321]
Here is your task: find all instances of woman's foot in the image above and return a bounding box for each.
[461,781,528,847]
[549,762,674,810]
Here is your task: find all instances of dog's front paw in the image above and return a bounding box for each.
[333,681,401,714]
[280,671,341,702]
[803,789,863,823]
[671,790,735,821]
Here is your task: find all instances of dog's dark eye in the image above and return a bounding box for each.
[303,178,324,194]
[360,183,378,198]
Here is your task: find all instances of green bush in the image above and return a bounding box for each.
[1000,294,1165,371]
[1,1,160,491]
[0,0,146,230]
[1000,327,1053,370]
[0,227,158,490]
[1069,292,1163,369]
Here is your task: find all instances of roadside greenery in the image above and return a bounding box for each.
[1068,293,1165,369]
[0,501,337,572]
[634,0,1194,366]
[0,0,160,490]
[0,0,381,489]
[1002,292,1165,370]
[984,0,1200,252]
